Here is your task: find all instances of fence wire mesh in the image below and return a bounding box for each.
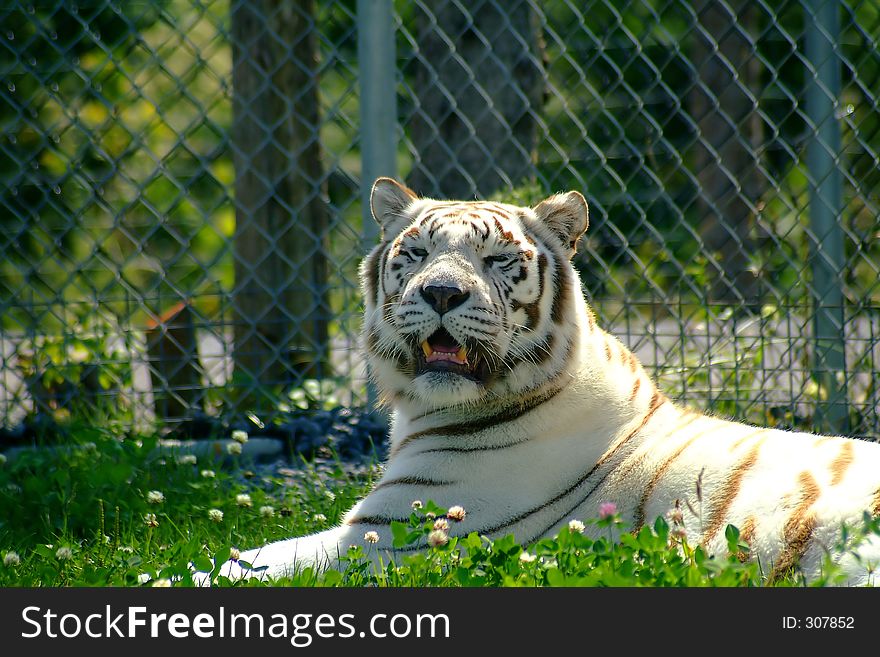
[1,0,878,437]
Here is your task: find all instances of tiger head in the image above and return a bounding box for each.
[361,178,589,410]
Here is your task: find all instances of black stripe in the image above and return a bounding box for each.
[476,392,667,540]
[504,332,555,368]
[408,360,578,447]
[421,442,526,455]
[397,386,564,456]
[382,293,399,323]
[551,255,571,324]
[485,203,514,220]
[410,408,443,422]
[414,385,562,437]
[366,327,410,372]
[491,278,506,307]
[427,214,442,239]
[377,242,392,301]
[363,246,383,306]
[373,476,455,491]
[347,514,409,526]
[510,253,546,331]
[457,313,496,327]
[511,299,540,331]
[470,218,491,240]
[366,328,379,352]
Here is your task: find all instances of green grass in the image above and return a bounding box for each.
[1,424,877,587]
[0,425,373,586]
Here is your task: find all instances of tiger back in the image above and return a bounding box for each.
[217,178,880,586]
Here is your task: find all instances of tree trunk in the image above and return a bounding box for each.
[407,0,545,199]
[690,0,764,305]
[231,0,329,404]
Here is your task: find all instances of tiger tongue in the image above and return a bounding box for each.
[421,340,468,365]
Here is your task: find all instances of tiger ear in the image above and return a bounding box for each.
[533,191,589,259]
[370,177,419,237]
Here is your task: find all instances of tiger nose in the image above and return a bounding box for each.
[421,285,470,315]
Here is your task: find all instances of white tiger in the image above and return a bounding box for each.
[209,177,880,585]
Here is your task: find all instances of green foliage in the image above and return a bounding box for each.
[284,379,342,412]
[325,504,880,589]
[3,1,879,434]
[326,503,764,588]
[0,424,372,586]
[1,1,233,328]
[15,324,134,426]
[2,424,879,587]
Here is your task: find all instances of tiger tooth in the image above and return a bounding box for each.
[456,347,468,362]
[421,341,433,357]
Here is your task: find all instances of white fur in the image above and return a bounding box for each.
[204,184,880,586]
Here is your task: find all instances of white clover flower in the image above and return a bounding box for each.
[446,505,466,522]
[200,469,216,479]
[118,546,134,554]
[259,505,275,518]
[235,493,252,507]
[137,573,151,584]
[230,548,241,561]
[231,430,249,444]
[519,552,537,563]
[312,513,327,523]
[152,578,171,588]
[55,546,73,561]
[364,531,380,544]
[208,508,224,523]
[176,454,197,465]
[432,518,449,531]
[325,490,336,501]
[411,500,423,510]
[427,529,449,548]
[146,490,165,504]
[568,519,586,534]
[226,442,243,455]
[3,551,20,567]
[143,513,159,528]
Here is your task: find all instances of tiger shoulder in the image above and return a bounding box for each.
[213,178,880,586]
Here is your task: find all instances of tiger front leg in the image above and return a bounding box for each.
[192,525,354,586]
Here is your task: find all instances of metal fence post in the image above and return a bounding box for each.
[805,0,848,433]
[358,0,398,409]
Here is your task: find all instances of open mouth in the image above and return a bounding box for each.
[417,328,487,381]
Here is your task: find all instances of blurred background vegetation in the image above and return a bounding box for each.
[0,0,878,437]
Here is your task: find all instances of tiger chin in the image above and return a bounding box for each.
[204,177,880,586]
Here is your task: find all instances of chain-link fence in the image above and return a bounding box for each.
[1,0,878,437]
